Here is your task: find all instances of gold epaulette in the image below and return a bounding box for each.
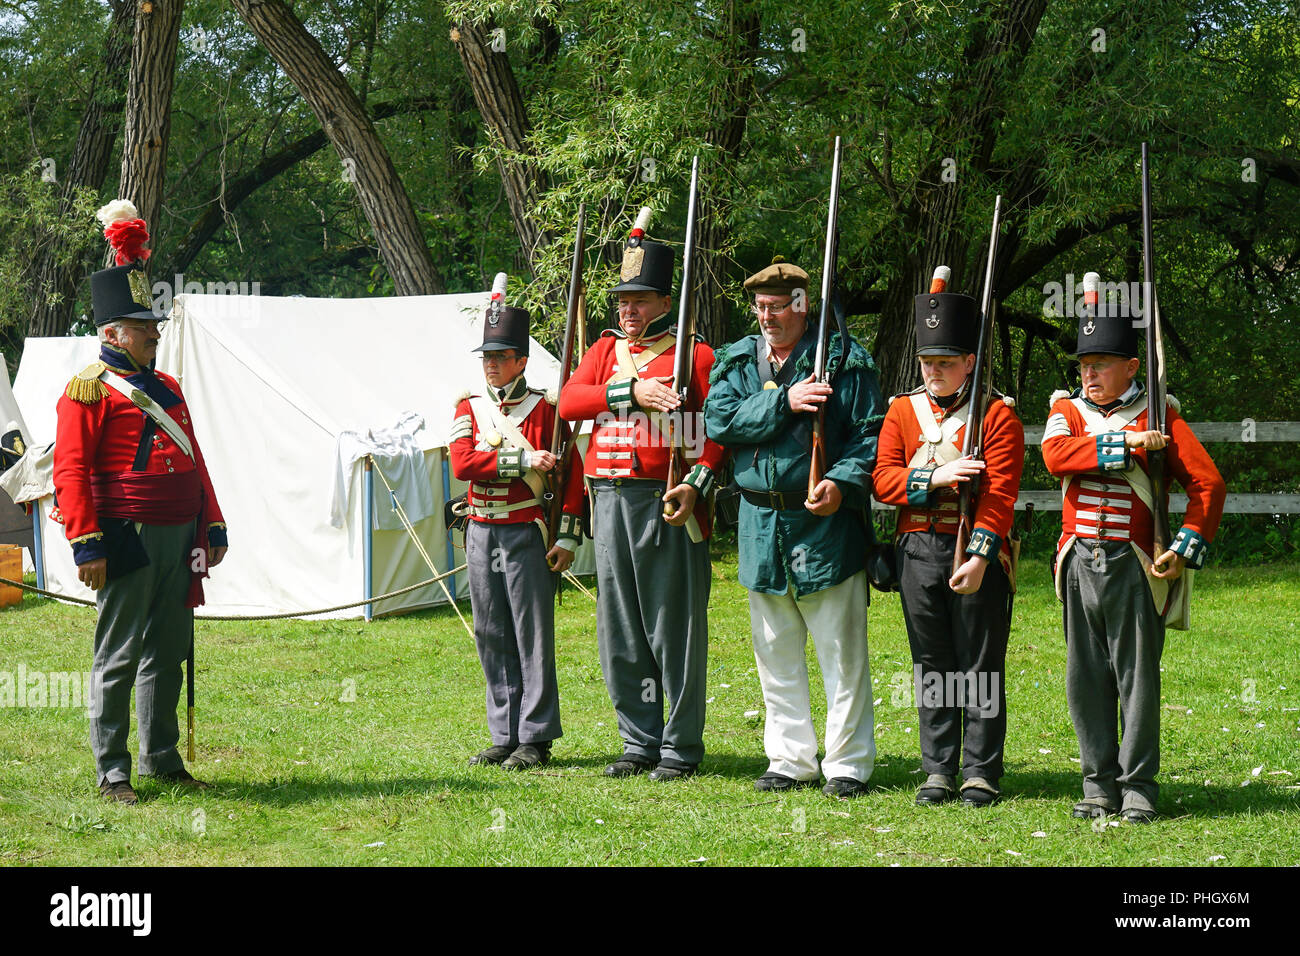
[66,362,109,404]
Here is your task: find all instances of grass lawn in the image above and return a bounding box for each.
[1,552,1297,866]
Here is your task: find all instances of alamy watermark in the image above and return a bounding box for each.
[592,409,708,456]
[151,273,264,327]
[890,665,1001,717]
[0,664,101,716]
[1043,273,1151,325]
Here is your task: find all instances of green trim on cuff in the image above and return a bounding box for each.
[496,448,526,478]
[965,527,1001,560]
[606,379,636,411]
[1170,527,1210,570]
[1097,432,1128,471]
[907,467,935,506]
[557,513,582,539]
[683,463,715,497]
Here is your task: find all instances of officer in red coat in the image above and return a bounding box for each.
[557,209,725,781]
[1041,276,1225,823]
[873,271,1024,807]
[449,278,585,770]
[53,202,227,805]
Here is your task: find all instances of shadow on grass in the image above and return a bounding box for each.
[176,774,508,806]
[995,766,1300,818]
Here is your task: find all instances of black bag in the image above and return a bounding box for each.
[443,493,469,533]
[861,506,899,593]
[865,542,899,593]
[713,480,742,532]
[101,518,151,582]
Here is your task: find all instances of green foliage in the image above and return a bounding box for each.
[0,164,98,367]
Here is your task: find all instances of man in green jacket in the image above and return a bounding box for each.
[704,260,886,797]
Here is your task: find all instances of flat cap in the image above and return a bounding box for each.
[743,259,809,296]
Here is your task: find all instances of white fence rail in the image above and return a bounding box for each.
[870,421,1300,514]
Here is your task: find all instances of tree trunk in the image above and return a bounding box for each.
[869,0,1049,397]
[450,19,552,268]
[118,0,184,254]
[693,2,761,348]
[230,0,443,294]
[25,0,134,337]
[165,95,439,277]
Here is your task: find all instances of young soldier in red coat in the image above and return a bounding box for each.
[53,201,228,805]
[1041,274,1225,823]
[449,277,585,770]
[873,269,1024,807]
[557,208,725,780]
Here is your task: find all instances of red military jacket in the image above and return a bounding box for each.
[557,323,726,538]
[53,346,227,565]
[448,374,585,547]
[1040,384,1225,570]
[873,385,1024,565]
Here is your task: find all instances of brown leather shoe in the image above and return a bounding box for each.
[99,780,139,805]
[150,768,212,790]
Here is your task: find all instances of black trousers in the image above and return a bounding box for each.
[897,530,1011,782]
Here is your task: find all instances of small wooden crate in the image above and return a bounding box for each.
[0,543,23,608]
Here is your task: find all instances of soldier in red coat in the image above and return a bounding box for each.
[557,210,725,780]
[449,278,585,770]
[873,272,1024,807]
[1041,277,1225,823]
[53,201,227,805]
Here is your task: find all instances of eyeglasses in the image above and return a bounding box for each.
[1078,359,1119,375]
[751,300,793,317]
[120,320,166,333]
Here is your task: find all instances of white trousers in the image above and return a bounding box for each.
[748,570,876,782]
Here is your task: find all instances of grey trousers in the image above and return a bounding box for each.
[897,530,1010,782]
[91,521,194,785]
[592,479,710,767]
[1063,538,1165,811]
[465,520,562,746]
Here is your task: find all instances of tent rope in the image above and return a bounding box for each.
[0,565,466,620]
[368,455,473,637]
[563,570,596,600]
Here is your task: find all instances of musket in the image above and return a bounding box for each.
[186,639,195,762]
[952,193,1002,577]
[544,203,585,550]
[665,156,700,514]
[1141,142,1172,568]
[807,135,843,503]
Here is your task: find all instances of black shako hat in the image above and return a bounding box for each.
[475,306,531,355]
[914,291,978,356]
[473,272,530,356]
[90,262,160,326]
[610,206,675,295]
[1070,304,1138,358]
[1069,272,1138,358]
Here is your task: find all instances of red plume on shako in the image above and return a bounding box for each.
[85,200,164,333]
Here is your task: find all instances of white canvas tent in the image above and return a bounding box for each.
[11,292,592,618]
[0,354,35,563]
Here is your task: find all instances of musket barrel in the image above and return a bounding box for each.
[813,137,842,384]
[552,204,585,455]
[674,156,700,400]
